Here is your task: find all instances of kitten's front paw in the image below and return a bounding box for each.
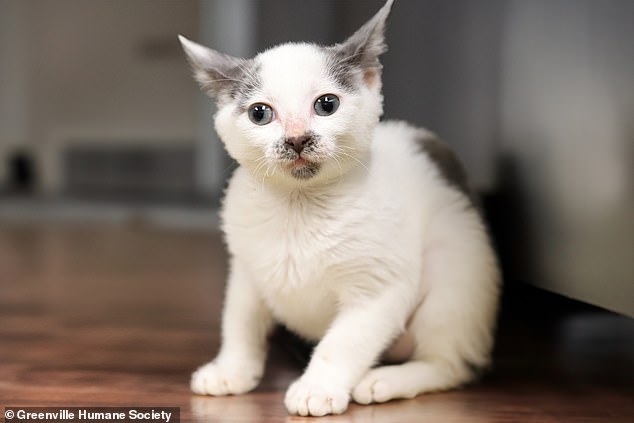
[190,360,262,396]
[284,377,350,417]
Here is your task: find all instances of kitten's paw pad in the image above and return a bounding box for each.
[352,369,409,404]
[284,379,350,416]
[190,361,261,396]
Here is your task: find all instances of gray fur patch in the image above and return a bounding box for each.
[416,133,472,198]
[291,162,321,180]
[324,47,363,92]
[219,62,262,111]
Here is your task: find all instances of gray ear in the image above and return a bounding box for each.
[178,35,249,98]
[333,0,394,72]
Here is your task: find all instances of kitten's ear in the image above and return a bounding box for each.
[332,0,394,80]
[178,35,246,97]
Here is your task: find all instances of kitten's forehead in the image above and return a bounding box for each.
[256,43,334,99]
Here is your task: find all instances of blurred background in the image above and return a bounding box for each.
[0,0,632,316]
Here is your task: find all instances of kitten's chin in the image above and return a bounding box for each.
[288,158,321,180]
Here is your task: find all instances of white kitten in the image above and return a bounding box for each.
[180,0,500,417]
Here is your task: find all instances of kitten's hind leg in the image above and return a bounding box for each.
[352,299,485,403]
[352,360,472,404]
[353,212,500,404]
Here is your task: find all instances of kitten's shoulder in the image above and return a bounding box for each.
[375,120,471,196]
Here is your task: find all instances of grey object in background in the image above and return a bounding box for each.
[500,0,634,316]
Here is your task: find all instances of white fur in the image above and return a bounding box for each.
[187,12,499,419]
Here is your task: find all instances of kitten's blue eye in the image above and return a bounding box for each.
[314,94,340,116]
[248,103,274,125]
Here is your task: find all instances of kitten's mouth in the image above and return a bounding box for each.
[291,157,308,167]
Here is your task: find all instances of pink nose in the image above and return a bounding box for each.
[285,116,307,139]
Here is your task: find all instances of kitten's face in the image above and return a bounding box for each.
[180,0,393,184]
[214,44,382,183]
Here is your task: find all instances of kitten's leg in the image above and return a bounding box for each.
[284,288,413,416]
[191,258,274,396]
[352,360,471,404]
[353,219,500,404]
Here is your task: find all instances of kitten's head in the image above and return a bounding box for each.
[180,0,394,185]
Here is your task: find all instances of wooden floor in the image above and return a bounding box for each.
[1,222,632,422]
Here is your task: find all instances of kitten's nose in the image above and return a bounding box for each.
[285,135,312,155]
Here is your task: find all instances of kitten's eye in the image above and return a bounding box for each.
[248,103,274,125]
[314,94,340,116]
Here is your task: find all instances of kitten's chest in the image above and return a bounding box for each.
[225,188,347,288]
[224,187,353,338]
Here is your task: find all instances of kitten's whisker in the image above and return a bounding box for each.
[326,151,344,179]
[253,156,271,183]
[254,158,270,179]
[261,163,278,190]
[205,77,244,84]
[336,149,370,174]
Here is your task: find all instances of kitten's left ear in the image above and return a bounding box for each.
[331,0,394,84]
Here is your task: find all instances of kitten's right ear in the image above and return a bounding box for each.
[178,35,245,97]
[329,0,394,89]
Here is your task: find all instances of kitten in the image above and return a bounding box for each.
[179,0,500,417]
